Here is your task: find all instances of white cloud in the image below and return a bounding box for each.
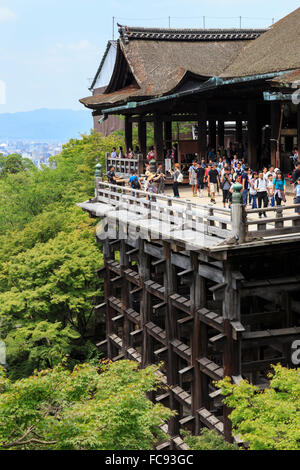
[68,40,94,51]
[0,7,16,23]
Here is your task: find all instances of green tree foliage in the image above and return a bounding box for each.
[218,365,300,450]
[182,428,238,450]
[0,131,124,379]
[0,153,35,175]
[0,361,174,450]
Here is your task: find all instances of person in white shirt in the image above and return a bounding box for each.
[266,165,275,180]
[111,147,117,158]
[255,171,268,218]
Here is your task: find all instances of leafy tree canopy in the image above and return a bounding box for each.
[0,361,174,450]
[182,428,238,451]
[0,153,35,176]
[218,365,300,450]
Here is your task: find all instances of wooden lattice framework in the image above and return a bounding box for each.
[80,182,300,449]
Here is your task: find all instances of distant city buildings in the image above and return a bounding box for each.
[0,141,63,168]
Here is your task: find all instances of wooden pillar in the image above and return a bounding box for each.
[138,116,147,157]
[120,240,130,356]
[125,115,133,154]
[164,120,172,151]
[197,102,207,160]
[163,242,180,437]
[139,239,152,367]
[191,253,207,434]
[270,102,281,168]
[103,239,113,359]
[222,262,241,443]
[218,120,225,147]
[154,113,164,162]
[247,102,258,169]
[236,120,243,144]
[208,120,216,150]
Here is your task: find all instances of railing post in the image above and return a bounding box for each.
[95,163,102,199]
[231,183,246,243]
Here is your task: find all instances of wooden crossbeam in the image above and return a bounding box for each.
[242,326,300,341]
[171,339,191,361]
[178,365,194,376]
[177,315,193,325]
[126,248,139,256]
[231,321,246,340]
[242,357,286,372]
[111,314,124,323]
[96,339,107,349]
[197,308,224,333]
[129,286,142,295]
[130,328,143,337]
[197,408,224,435]
[154,346,168,357]
[172,386,192,407]
[153,301,166,311]
[108,240,120,246]
[95,302,106,313]
[198,357,224,380]
[151,259,166,267]
[241,310,284,325]
[209,333,226,344]
[156,392,169,403]
[178,269,194,277]
[112,353,125,362]
[179,415,195,426]
[156,442,171,451]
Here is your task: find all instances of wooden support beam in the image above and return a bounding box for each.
[138,116,147,157]
[154,346,168,356]
[208,120,216,150]
[153,301,166,311]
[139,239,152,368]
[218,120,225,147]
[125,115,133,154]
[130,328,143,337]
[154,113,164,162]
[164,120,172,150]
[236,120,243,144]
[129,286,142,295]
[270,102,281,168]
[247,101,258,169]
[112,314,124,323]
[152,258,166,267]
[126,248,139,256]
[163,241,180,437]
[197,114,207,161]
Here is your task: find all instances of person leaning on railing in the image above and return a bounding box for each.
[106,165,122,192]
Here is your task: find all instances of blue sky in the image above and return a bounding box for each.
[0,0,299,113]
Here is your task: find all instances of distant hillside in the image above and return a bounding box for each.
[0,109,93,141]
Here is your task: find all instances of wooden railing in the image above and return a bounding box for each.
[94,180,300,244]
[95,180,232,241]
[245,205,300,240]
[105,152,144,177]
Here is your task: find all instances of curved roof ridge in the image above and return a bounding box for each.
[117,24,266,43]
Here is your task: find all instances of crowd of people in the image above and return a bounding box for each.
[107,147,300,217]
